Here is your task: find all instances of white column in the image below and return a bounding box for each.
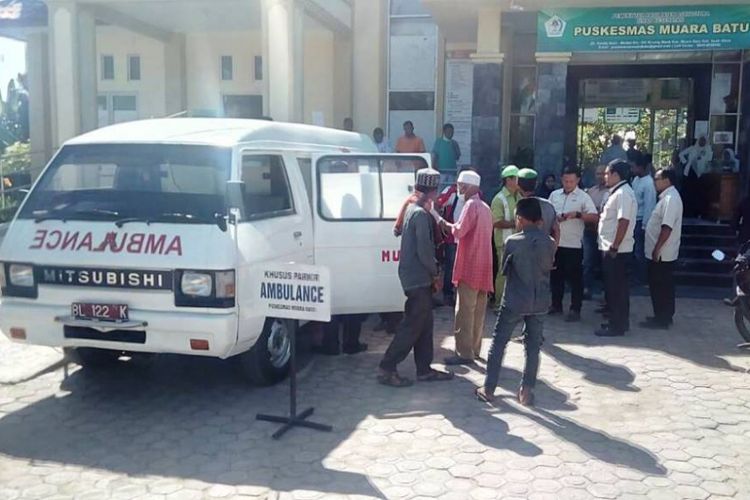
[262,0,304,122]
[352,0,384,133]
[47,1,98,146]
[333,32,352,129]
[25,33,53,173]
[164,34,187,116]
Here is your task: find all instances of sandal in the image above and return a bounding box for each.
[417,369,454,382]
[377,371,413,388]
[474,387,495,403]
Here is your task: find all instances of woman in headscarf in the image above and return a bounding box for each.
[679,135,714,218]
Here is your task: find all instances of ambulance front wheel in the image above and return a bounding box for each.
[237,318,293,385]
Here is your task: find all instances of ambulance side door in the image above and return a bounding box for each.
[311,153,429,315]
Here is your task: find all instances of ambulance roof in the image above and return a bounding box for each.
[65,118,378,153]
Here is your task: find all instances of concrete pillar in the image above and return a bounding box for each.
[261,0,304,122]
[333,32,352,130]
[164,34,187,116]
[470,8,503,193]
[534,52,572,180]
[352,0,386,134]
[47,1,98,146]
[25,33,53,174]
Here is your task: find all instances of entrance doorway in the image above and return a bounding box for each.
[576,78,691,170]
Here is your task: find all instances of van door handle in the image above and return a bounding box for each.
[293,231,303,239]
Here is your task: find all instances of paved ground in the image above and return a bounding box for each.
[1,296,749,500]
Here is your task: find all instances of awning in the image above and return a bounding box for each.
[0,0,47,29]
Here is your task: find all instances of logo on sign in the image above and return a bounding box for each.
[545,15,567,38]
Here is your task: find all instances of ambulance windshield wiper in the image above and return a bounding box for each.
[115,212,227,232]
[34,207,120,223]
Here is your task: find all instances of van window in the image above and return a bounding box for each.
[317,156,427,221]
[19,144,231,225]
[241,154,294,220]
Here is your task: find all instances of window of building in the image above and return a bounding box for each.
[101,55,115,80]
[98,93,138,127]
[127,55,141,81]
[254,55,263,80]
[317,156,426,221]
[240,155,294,220]
[506,15,538,166]
[221,56,233,81]
[223,95,263,118]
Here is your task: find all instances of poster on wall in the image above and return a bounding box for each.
[538,5,750,53]
[444,57,473,167]
[605,108,640,124]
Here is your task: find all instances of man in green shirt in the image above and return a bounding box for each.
[491,165,520,301]
[432,123,461,188]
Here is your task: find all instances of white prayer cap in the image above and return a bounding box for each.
[457,170,481,186]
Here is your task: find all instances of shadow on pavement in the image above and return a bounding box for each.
[543,343,640,392]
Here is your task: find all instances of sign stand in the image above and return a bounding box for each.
[256,322,333,439]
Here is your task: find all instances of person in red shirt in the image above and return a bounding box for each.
[438,170,494,365]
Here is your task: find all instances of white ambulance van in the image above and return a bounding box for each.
[0,119,429,384]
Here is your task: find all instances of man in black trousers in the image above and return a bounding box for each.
[641,169,683,329]
[596,161,637,337]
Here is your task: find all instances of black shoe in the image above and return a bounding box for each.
[595,327,625,337]
[343,342,368,354]
[443,355,475,366]
[600,322,630,332]
[565,311,581,322]
[548,307,563,316]
[644,316,673,326]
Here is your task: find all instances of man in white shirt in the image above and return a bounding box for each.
[549,166,599,322]
[630,159,657,284]
[642,169,683,330]
[600,134,628,165]
[373,127,393,153]
[596,160,637,337]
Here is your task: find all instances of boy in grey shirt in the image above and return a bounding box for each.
[476,197,556,405]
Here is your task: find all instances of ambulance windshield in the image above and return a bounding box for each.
[18,144,232,226]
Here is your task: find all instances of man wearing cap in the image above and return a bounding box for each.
[438,170,494,365]
[491,166,520,302]
[379,168,454,387]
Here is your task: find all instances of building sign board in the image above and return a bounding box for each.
[256,263,331,322]
[605,107,641,124]
[538,5,750,52]
[444,57,474,167]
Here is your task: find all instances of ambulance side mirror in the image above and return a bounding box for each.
[226,180,246,223]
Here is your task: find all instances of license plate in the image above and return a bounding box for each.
[72,303,129,322]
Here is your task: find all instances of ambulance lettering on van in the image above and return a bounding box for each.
[0,118,429,385]
[29,230,182,256]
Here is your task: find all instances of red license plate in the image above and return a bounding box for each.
[72,303,129,322]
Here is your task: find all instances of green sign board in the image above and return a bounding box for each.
[538,5,750,52]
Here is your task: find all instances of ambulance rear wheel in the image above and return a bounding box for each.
[69,347,121,368]
[238,318,293,385]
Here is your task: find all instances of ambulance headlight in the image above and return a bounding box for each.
[181,272,212,297]
[174,269,235,308]
[1,263,38,299]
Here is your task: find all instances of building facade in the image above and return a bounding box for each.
[2,0,750,207]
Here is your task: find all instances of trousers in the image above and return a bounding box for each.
[494,245,505,302]
[484,306,544,393]
[551,247,584,312]
[379,287,434,376]
[453,282,489,359]
[633,220,647,284]
[602,251,631,333]
[443,243,457,298]
[648,260,676,325]
[583,230,602,294]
